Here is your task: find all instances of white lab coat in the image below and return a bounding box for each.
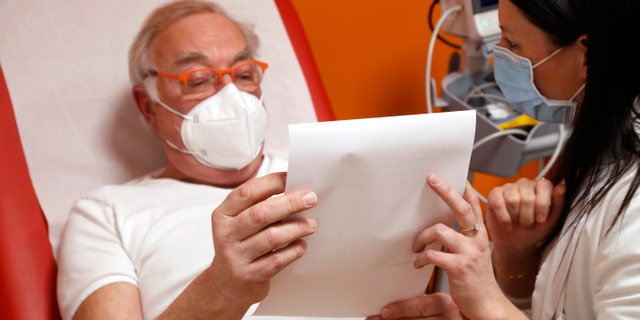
[532,164,640,319]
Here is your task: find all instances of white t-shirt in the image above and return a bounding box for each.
[58,154,359,320]
[532,164,640,319]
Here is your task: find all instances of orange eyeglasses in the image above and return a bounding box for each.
[147,60,268,96]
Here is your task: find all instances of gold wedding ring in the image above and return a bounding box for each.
[459,223,481,234]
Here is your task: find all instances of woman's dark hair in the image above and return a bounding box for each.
[515,0,640,243]
[510,0,588,47]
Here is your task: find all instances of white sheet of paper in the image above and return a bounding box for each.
[254,110,476,317]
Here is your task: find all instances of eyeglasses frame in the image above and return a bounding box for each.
[146,60,269,89]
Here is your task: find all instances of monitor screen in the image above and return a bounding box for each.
[481,0,498,6]
[473,0,498,13]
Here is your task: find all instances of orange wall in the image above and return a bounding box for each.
[291,0,459,120]
[291,0,539,194]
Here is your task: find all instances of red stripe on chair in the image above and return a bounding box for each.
[0,64,61,320]
[274,0,335,122]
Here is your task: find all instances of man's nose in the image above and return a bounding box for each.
[219,73,234,86]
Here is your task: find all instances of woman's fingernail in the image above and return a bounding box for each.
[303,192,317,206]
[428,174,441,186]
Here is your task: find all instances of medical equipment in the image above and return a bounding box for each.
[440,0,500,41]
[427,0,567,180]
[440,0,500,74]
[426,0,500,112]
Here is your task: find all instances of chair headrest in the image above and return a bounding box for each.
[0,0,319,256]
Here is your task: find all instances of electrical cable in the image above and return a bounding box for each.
[427,0,462,50]
[470,128,527,204]
[426,4,463,113]
[459,80,567,202]
[463,93,507,103]
[472,124,567,203]
[466,81,500,96]
[472,128,529,150]
[535,123,565,180]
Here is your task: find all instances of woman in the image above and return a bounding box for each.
[368,0,640,318]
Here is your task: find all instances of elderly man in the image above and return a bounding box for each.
[57,1,460,319]
[57,1,317,318]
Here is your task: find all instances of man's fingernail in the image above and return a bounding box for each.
[381,307,392,319]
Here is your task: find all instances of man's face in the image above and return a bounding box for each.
[146,12,263,185]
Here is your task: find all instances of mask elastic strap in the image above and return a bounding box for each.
[532,47,564,69]
[165,139,200,156]
[156,99,191,121]
[569,83,586,102]
[154,99,198,155]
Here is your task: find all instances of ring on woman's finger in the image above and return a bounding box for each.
[459,223,481,234]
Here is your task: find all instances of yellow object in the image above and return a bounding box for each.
[497,114,539,129]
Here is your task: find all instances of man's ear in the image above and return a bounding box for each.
[132,85,159,132]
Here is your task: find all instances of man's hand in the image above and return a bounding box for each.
[210,172,318,307]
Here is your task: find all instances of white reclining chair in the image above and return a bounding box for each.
[0,0,333,318]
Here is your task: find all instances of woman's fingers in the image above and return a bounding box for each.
[426,174,482,236]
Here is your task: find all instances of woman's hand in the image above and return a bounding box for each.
[486,178,564,252]
[409,174,527,320]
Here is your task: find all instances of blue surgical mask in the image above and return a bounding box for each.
[493,45,584,124]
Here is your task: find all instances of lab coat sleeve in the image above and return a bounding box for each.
[591,191,640,318]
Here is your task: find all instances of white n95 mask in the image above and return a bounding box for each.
[493,45,584,124]
[156,84,267,170]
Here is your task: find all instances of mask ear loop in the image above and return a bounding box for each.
[154,99,200,156]
[569,83,586,102]
[533,47,584,111]
[164,139,200,156]
[155,99,192,121]
[532,47,565,69]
